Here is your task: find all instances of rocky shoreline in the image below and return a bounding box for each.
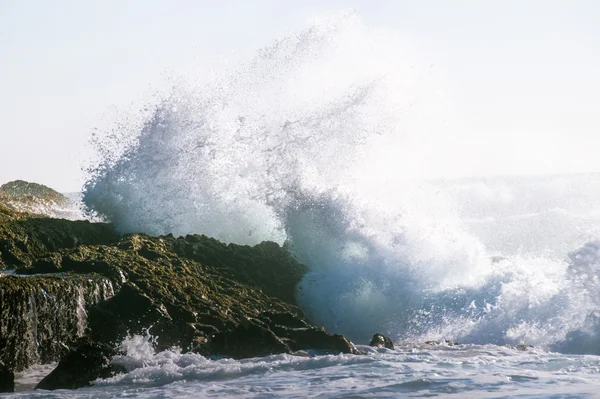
[0,181,377,392]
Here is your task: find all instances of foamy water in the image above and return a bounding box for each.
[7,336,600,398]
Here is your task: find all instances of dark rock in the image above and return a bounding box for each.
[285,327,358,354]
[0,180,67,204]
[0,205,119,269]
[369,333,394,350]
[207,321,291,358]
[0,205,360,385]
[167,235,308,306]
[259,311,309,329]
[0,361,14,393]
[0,274,114,371]
[87,283,195,351]
[36,342,125,390]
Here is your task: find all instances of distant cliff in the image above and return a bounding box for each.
[0,180,86,220]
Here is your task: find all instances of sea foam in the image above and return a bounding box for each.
[83,12,600,353]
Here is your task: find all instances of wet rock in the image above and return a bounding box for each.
[369,333,395,350]
[207,321,291,358]
[0,206,360,383]
[167,236,308,305]
[36,342,125,390]
[0,205,119,269]
[0,274,114,371]
[258,311,309,328]
[87,283,195,351]
[0,361,14,393]
[284,327,358,354]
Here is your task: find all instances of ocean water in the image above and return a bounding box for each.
[6,11,600,398]
[7,335,600,398]
[15,173,600,398]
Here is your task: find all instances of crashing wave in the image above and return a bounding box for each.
[83,12,600,352]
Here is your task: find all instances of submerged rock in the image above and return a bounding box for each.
[369,333,395,350]
[36,342,125,390]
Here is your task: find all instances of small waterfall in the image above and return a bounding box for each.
[76,286,87,337]
[0,275,115,371]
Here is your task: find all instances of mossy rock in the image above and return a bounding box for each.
[35,341,125,390]
[0,274,114,371]
[0,209,359,378]
[0,180,71,217]
[0,206,119,269]
[0,180,67,203]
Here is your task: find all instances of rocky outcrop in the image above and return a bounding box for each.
[369,333,394,350]
[0,180,68,208]
[167,236,308,305]
[20,234,323,355]
[36,342,125,390]
[0,274,114,371]
[0,204,360,391]
[0,180,77,220]
[0,203,119,268]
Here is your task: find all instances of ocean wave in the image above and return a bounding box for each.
[81,12,600,354]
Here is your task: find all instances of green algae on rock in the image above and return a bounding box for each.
[0,195,359,390]
[0,180,67,204]
[21,234,311,353]
[0,274,114,371]
[0,205,119,269]
[0,180,69,216]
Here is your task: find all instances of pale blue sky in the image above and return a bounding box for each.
[1,0,599,191]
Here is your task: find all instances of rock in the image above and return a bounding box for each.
[284,327,358,354]
[369,333,394,350]
[0,180,66,200]
[0,205,360,386]
[0,361,14,393]
[167,235,308,306]
[87,283,195,351]
[43,234,310,354]
[207,321,291,358]
[0,205,119,269]
[0,274,114,371]
[258,311,309,328]
[36,342,125,390]
[0,180,68,209]
[0,180,78,221]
